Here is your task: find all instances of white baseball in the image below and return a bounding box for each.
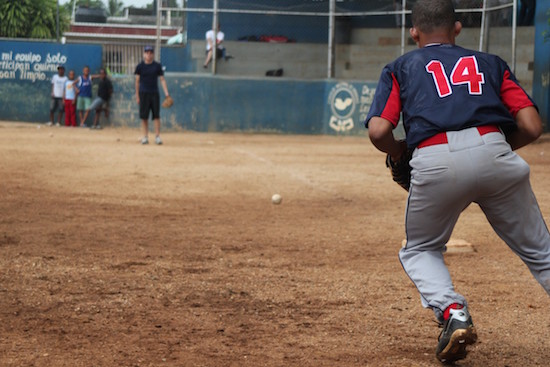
[271,194,282,205]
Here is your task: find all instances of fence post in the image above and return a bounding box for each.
[212,0,219,75]
[156,0,161,62]
[400,0,406,56]
[479,0,487,52]
[56,0,60,42]
[327,0,335,79]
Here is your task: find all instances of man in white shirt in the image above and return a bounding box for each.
[49,65,68,126]
[203,24,231,68]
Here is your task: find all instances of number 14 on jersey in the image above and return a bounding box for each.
[426,56,485,97]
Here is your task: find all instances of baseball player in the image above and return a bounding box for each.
[135,45,170,145]
[366,0,550,363]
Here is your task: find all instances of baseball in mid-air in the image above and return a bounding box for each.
[271,194,282,205]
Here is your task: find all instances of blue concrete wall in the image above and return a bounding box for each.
[531,3,550,129]
[161,46,192,73]
[110,73,375,136]
[0,41,376,135]
[0,41,102,122]
[3,30,545,136]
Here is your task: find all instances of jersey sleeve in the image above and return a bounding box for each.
[500,67,536,117]
[365,66,401,128]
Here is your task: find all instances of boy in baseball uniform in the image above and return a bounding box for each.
[366,0,550,363]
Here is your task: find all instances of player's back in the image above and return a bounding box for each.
[391,44,520,147]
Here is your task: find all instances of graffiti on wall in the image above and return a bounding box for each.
[0,41,102,84]
[0,41,102,122]
[0,50,68,82]
[327,82,375,132]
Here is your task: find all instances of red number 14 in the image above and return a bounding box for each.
[426,56,485,98]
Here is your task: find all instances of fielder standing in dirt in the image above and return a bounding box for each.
[135,45,170,145]
[366,0,550,363]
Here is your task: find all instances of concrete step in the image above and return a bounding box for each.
[186,26,534,94]
[351,28,408,45]
[190,40,327,61]
[198,58,329,79]
[351,26,535,46]
[460,26,535,45]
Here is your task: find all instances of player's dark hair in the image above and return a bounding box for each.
[412,0,456,34]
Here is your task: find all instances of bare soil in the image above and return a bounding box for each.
[1,121,549,367]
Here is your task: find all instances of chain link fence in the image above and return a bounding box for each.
[94,1,524,83]
[169,0,519,79]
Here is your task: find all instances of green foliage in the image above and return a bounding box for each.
[62,0,106,15]
[0,0,32,38]
[29,0,58,38]
[145,0,179,10]
[75,0,106,10]
[166,0,179,8]
[108,0,124,16]
[0,0,70,39]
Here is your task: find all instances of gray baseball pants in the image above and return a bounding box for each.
[399,126,550,321]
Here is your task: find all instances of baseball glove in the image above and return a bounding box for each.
[386,146,413,192]
[162,95,174,108]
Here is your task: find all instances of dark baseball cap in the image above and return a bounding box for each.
[144,45,154,52]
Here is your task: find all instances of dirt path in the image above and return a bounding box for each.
[1,122,549,366]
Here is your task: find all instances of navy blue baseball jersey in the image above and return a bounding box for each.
[366,44,536,149]
[135,61,164,94]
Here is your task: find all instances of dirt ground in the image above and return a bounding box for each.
[1,121,550,367]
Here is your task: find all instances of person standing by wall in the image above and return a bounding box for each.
[63,69,78,127]
[134,45,170,145]
[83,68,113,129]
[49,65,67,126]
[74,65,93,127]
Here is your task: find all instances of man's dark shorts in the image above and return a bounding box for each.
[50,97,64,113]
[139,92,160,120]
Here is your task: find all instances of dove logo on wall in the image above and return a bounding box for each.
[328,82,359,132]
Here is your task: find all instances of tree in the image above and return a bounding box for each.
[0,0,31,38]
[0,0,69,39]
[29,0,60,39]
[75,0,106,9]
[146,0,180,10]
[108,0,124,16]
[62,0,107,23]
[62,0,106,14]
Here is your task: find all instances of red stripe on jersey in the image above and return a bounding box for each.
[501,70,534,117]
[380,73,401,127]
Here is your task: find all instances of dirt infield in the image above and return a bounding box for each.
[1,121,549,367]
